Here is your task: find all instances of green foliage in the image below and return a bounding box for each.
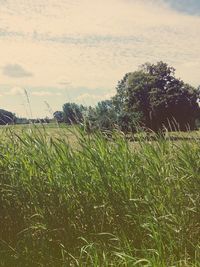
[117,111,141,133]
[53,111,64,123]
[0,109,16,125]
[85,100,117,132]
[0,126,200,266]
[62,103,85,124]
[114,61,200,132]
[85,99,139,133]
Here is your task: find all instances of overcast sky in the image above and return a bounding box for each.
[0,0,200,118]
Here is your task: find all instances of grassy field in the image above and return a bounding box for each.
[0,123,79,146]
[0,124,200,266]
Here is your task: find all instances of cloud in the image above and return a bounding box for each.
[5,87,24,95]
[2,64,33,78]
[58,80,72,87]
[75,91,116,106]
[32,91,61,96]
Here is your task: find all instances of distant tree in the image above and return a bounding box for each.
[84,100,117,132]
[44,117,50,123]
[84,106,97,130]
[39,117,50,123]
[16,117,29,125]
[114,61,200,132]
[113,73,130,114]
[0,109,16,125]
[196,86,200,127]
[62,103,84,124]
[53,111,64,123]
[95,100,117,130]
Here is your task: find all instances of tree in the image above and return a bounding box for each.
[84,100,117,132]
[114,61,200,132]
[53,111,64,123]
[95,100,117,130]
[0,109,16,125]
[112,73,142,133]
[62,103,84,124]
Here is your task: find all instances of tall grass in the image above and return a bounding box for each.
[0,126,199,266]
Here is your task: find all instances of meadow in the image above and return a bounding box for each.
[0,124,199,266]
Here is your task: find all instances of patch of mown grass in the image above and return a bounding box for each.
[0,127,199,266]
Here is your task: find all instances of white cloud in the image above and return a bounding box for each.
[5,87,24,95]
[75,91,116,106]
[32,91,61,96]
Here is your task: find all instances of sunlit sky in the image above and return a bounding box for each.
[0,0,200,118]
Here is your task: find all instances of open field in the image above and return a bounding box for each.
[0,123,79,147]
[0,124,200,266]
[1,123,200,141]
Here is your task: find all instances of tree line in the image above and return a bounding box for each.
[1,61,200,132]
[0,112,50,126]
[54,62,200,133]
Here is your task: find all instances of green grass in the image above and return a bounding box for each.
[0,125,200,266]
[0,123,78,146]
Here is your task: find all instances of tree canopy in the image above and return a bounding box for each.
[53,111,64,123]
[62,103,85,124]
[113,61,200,132]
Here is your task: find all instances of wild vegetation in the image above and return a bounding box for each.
[0,125,200,266]
[54,62,200,133]
[0,61,200,266]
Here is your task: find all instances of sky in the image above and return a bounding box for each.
[0,0,200,118]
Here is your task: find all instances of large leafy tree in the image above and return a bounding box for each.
[114,62,200,132]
